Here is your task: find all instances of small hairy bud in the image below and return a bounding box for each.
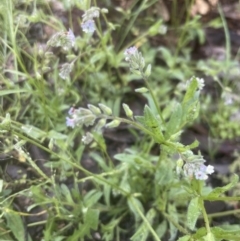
[98,103,112,115]
[135,87,149,93]
[122,103,133,119]
[105,119,121,128]
[59,62,74,79]
[88,104,102,115]
[95,119,106,131]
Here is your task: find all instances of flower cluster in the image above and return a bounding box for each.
[47,29,75,51]
[124,46,145,72]
[66,107,96,128]
[183,162,214,180]
[66,103,135,145]
[179,150,214,180]
[59,62,74,80]
[186,76,205,91]
[81,7,100,33]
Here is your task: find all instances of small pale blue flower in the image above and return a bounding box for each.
[67,29,75,47]
[66,117,75,128]
[81,19,95,33]
[124,46,137,61]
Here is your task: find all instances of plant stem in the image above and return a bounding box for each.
[130,196,161,241]
[163,212,190,235]
[199,198,211,234]
[143,76,165,124]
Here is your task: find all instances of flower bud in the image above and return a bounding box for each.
[101,8,108,13]
[105,119,121,128]
[122,103,133,119]
[36,71,41,80]
[135,87,149,93]
[98,103,112,115]
[95,118,106,131]
[144,64,151,77]
[88,104,102,115]
[42,66,51,73]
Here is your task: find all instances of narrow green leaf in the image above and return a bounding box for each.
[83,190,102,207]
[60,184,74,204]
[0,89,28,96]
[168,204,178,241]
[143,105,159,128]
[205,174,239,199]
[84,208,100,230]
[5,212,26,241]
[131,208,156,241]
[177,235,191,241]
[183,78,198,104]
[212,226,240,240]
[187,197,201,230]
[127,197,144,222]
[166,103,182,137]
[156,220,167,239]
[0,179,3,193]
[135,116,146,126]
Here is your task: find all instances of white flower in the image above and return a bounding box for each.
[194,170,208,180]
[186,76,205,90]
[206,165,214,174]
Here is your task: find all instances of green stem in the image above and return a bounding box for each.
[199,198,211,234]
[143,76,165,124]
[218,3,230,69]
[163,212,190,235]
[130,196,161,241]
[11,128,129,196]
[204,208,240,219]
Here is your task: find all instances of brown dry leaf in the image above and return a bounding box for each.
[156,0,170,21]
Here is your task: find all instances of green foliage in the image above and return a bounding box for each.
[1,0,240,240]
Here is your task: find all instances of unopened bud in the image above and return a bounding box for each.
[88,104,102,115]
[95,118,106,131]
[42,66,51,73]
[105,119,121,128]
[144,64,151,77]
[101,8,108,13]
[135,87,149,93]
[36,71,41,80]
[98,103,112,115]
[122,103,133,119]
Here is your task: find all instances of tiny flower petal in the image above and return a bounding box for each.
[194,170,208,180]
[67,29,75,47]
[124,46,137,61]
[81,19,96,33]
[206,165,214,174]
[68,107,75,115]
[66,117,75,128]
